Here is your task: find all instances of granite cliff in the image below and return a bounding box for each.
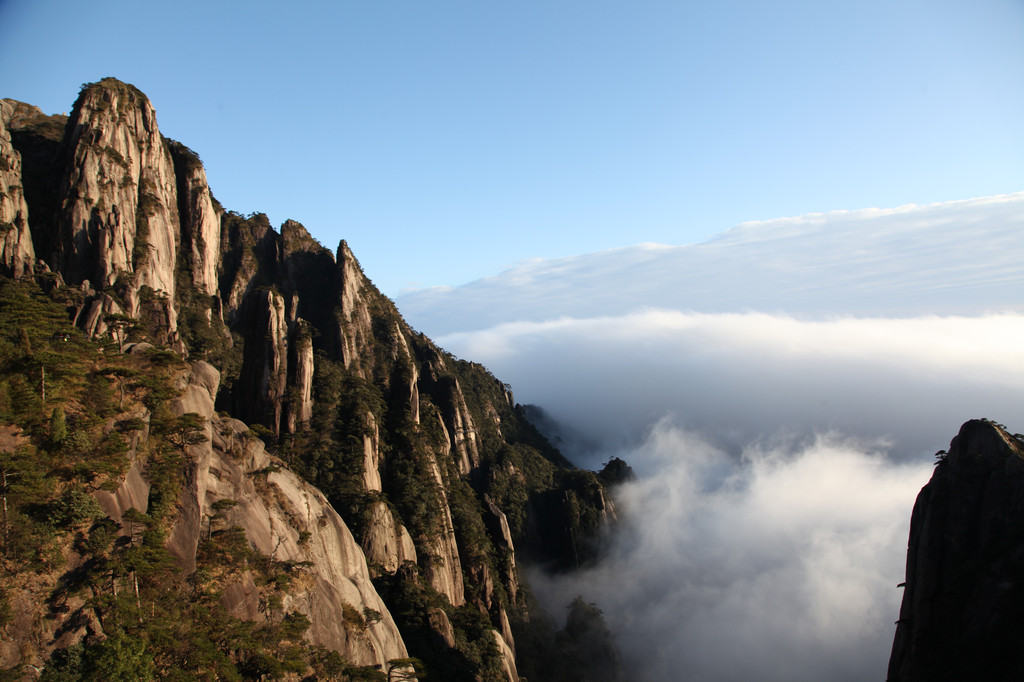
[0,79,621,681]
[888,419,1024,682]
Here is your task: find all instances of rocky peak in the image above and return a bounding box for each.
[888,419,1024,682]
[335,239,375,372]
[59,80,179,296]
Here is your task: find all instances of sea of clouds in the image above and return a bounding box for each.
[529,425,931,682]
[397,193,1024,681]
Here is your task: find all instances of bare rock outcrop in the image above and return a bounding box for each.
[219,212,276,325]
[0,79,628,681]
[362,500,418,575]
[233,288,289,434]
[0,100,35,277]
[286,324,314,433]
[91,406,152,526]
[393,325,421,423]
[888,419,1024,682]
[447,378,480,474]
[164,361,410,668]
[485,495,519,605]
[362,411,383,492]
[421,454,466,607]
[169,141,221,296]
[76,291,125,339]
[57,79,179,336]
[336,240,375,372]
[493,629,521,682]
[427,607,456,649]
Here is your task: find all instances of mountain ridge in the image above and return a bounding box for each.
[0,78,623,681]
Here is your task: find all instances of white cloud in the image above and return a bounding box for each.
[453,311,1024,680]
[529,422,934,682]
[438,311,1024,465]
[397,192,1024,335]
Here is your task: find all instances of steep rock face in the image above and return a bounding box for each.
[362,411,383,492]
[486,495,520,605]
[233,288,289,433]
[493,630,521,682]
[422,454,466,607]
[218,211,277,324]
[446,378,480,474]
[1,100,66,263]
[427,607,456,649]
[419,351,480,474]
[162,361,410,668]
[0,101,35,277]
[362,500,418,575]
[92,407,152,523]
[217,215,340,436]
[57,80,179,332]
[169,141,221,296]
[279,220,339,332]
[335,241,375,372]
[286,325,314,432]
[394,325,421,423]
[888,419,1024,682]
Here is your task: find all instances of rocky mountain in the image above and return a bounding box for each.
[0,78,622,681]
[888,419,1024,682]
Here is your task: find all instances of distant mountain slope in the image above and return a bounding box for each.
[396,193,1024,335]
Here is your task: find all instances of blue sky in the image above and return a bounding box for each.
[2,0,1022,295]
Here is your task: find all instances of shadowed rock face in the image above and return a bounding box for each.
[888,420,1024,682]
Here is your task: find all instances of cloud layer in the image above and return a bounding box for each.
[438,311,1024,466]
[397,193,1024,334]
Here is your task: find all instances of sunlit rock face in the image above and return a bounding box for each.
[0,101,35,278]
[57,80,179,328]
[163,362,410,668]
[169,141,221,296]
[2,78,623,681]
[889,420,1024,682]
[7,79,225,350]
[362,500,418,575]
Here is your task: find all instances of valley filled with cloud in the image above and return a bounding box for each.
[397,194,1024,680]
[530,425,932,681]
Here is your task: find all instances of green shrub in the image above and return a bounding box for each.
[46,486,103,528]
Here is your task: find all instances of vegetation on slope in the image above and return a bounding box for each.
[0,278,389,681]
[2,78,624,682]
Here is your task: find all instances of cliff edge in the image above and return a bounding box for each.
[888,419,1024,682]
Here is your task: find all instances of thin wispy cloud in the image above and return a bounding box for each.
[397,193,1024,334]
